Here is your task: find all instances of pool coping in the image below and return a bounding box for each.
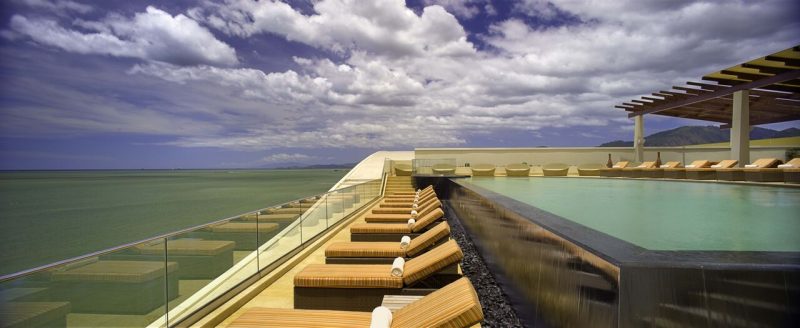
[451,178,800,269]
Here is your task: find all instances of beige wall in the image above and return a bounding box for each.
[415,146,795,167]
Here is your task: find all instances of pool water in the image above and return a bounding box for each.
[462,177,800,252]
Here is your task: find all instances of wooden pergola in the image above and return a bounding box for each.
[615,45,800,165]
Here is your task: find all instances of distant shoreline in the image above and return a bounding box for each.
[0,166,355,172]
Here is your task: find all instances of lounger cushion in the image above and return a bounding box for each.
[325,242,406,258]
[294,264,403,288]
[407,222,451,257]
[351,223,411,234]
[403,240,463,285]
[393,277,483,328]
[227,308,371,328]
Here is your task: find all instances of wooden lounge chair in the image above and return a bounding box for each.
[351,208,444,241]
[379,192,436,207]
[621,161,656,178]
[228,277,483,328]
[599,161,630,177]
[686,160,737,180]
[641,161,681,178]
[431,163,456,175]
[371,197,438,214]
[294,240,464,311]
[744,158,798,182]
[470,163,496,176]
[577,163,604,176]
[366,199,441,223]
[542,163,569,176]
[505,163,531,177]
[386,185,432,197]
[326,222,451,264]
[383,188,435,202]
[664,160,710,179]
[716,158,780,181]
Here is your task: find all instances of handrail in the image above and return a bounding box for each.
[0,178,381,282]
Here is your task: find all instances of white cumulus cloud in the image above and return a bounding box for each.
[9,6,238,66]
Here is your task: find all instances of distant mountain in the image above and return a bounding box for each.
[599,126,800,147]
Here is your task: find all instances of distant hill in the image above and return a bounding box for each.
[599,126,800,147]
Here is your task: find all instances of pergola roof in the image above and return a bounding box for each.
[615,45,800,128]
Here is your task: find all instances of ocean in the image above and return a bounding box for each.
[0,169,347,276]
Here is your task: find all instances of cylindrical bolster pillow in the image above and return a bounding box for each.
[370,306,393,328]
[391,257,405,277]
[400,236,411,249]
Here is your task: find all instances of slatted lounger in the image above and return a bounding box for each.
[379,192,436,207]
[716,158,780,181]
[351,208,444,241]
[641,161,681,178]
[366,199,441,223]
[371,196,438,214]
[621,161,656,178]
[685,159,737,180]
[599,161,630,177]
[382,188,435,202]
[664,160,711,179]
[326,222,451,264]
[744,158,799,182]
[228,277,483,328]
[294,240,464,311]
[387,185,433,197]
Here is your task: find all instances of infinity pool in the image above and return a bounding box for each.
[461,177,800,252]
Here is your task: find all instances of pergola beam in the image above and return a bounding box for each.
[627,69,800,118]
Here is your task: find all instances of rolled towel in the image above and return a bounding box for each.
[417,188,422,193]
[612,164,622,168]
[744,164,758,168]
[659,164,669,168]
[400,236,411,249]
[412,203,419,210]
[410,210,418,218]
[370,306,393,328]
[391,257,405,277]
[778,164,795,168]
[407,218,415,228]
[685,164,696,168]
[710,164,722,168]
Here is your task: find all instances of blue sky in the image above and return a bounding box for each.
[0,0,798,169]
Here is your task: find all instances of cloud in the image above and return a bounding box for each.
[259,153,315,163]
[13,0,92,15]
[2,0,798,155]
[421,0,484,19]
[9,6,238,66]
[188,0,475,58]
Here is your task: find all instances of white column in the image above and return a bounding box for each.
[731,90,750,167]
[634,115,644,162]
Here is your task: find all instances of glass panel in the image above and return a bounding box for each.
[299,196,328,243]
[257,220,301,271]
[0,241,170,328]
[164,216,258,325]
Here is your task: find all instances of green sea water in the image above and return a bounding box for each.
[463,177,800,252]
[0,169,347,276]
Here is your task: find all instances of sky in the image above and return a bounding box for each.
[0,0,798,169]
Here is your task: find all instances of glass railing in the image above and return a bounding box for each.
[0,178,382,328]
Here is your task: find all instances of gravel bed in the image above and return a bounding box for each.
[446,209,523,328]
